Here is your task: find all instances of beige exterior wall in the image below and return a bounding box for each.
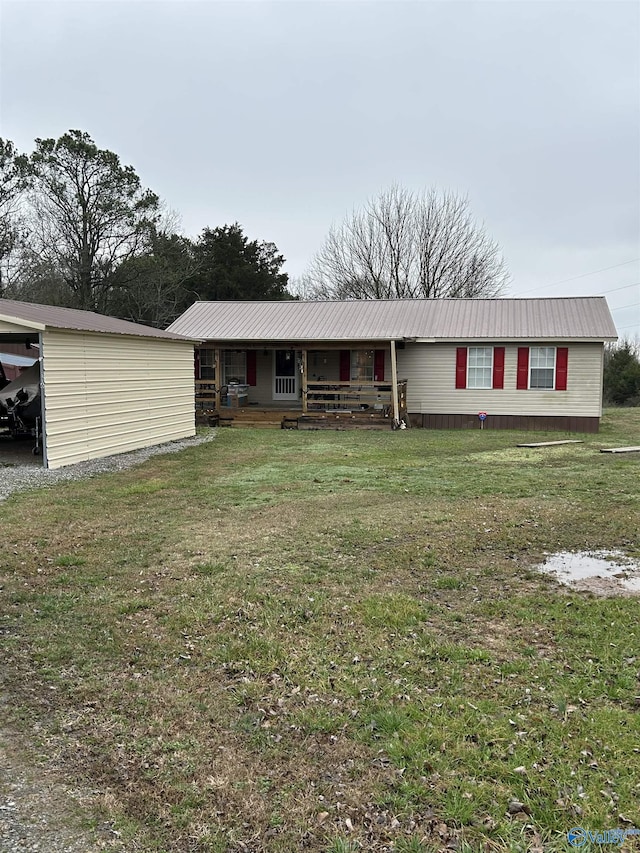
[397,342,604,417]
[0,320,38,333]
[41,330,195,469]
[253,349,280,402]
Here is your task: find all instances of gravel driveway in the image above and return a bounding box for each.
[0,430,217,504]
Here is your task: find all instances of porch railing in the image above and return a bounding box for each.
[305,380,407,417]
[275,376,296,395]
[195,380,217,413]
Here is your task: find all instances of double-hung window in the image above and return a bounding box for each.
[529,347,555,389]
[340,350,386,382]
[223,350,247,385]
[455,346,504,389]
[198,348,216,380]
[517,347,568,391]
[467,347,493,389]
[351,350,374,382]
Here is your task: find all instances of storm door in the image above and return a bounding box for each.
[273,349,298,400]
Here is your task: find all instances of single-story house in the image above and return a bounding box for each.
[0,299,197,468]
[168,297,617,433]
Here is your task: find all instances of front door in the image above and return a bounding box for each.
[273,350,298,400]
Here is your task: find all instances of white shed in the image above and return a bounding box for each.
[0,299,196,469]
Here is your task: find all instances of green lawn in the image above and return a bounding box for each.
[1,410,639,852]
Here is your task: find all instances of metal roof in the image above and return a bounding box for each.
[0,299,195,341]
[168,297,618,342]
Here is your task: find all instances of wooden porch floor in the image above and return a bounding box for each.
[198,407,396,430]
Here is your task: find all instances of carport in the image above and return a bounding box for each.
[0,299,197,469]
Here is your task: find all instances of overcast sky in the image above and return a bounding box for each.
[1,0,638,338]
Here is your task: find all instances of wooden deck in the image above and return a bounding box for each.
[203,408,300,429]
[194,378,408,431]
[297,411,395,430]
[197,407,398,430]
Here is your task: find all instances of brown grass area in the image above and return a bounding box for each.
[2,419,640,851]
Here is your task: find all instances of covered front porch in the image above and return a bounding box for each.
[194,343,408,429]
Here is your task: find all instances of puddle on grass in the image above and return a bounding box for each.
[538,550,640,596]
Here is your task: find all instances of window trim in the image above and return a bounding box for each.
[456,346,505,390]
[197,348,216,380]
[340,349,386,382]
[223,350,247,386]
[466,346,494,390]
[516,346,569,391]
[528,346,556,390]
[350,349,375,382]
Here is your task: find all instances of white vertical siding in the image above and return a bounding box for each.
[41,330,195,469]
[397,342,604,416]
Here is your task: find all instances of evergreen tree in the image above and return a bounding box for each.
[190,223,289,301]
[603,341,640,406]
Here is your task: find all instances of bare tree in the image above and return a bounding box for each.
[2,246,73,306]
[287,272,317,299]
[308,186,509,300]
[0,138,28,296]
[107,222,201,328]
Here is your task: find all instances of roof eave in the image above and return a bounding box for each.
[0,314,45,331]
[44,325,199,343]
[196,337,398,346]
[434,336,617,343]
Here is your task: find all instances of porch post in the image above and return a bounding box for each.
[390,340,400,424]
[301,349,308,413]
[215,348,221,410]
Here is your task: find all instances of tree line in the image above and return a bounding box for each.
[2,133,635,406]
[603,340,640,407]
[0,130,511,328]
[0,131,291,327]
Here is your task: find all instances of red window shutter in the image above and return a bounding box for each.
[455,347,467,389]
[492,347,505,389]
[374,349,385,382]
[246,350,257,386]
[340,350,350,382]
[556,347,568,391]
[516,348,529,390]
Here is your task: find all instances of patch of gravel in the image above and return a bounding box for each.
[0,732,124,852]
[0,430,217,504]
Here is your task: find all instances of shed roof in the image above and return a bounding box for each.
[0,299,195,341]
[168,297,617,342]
